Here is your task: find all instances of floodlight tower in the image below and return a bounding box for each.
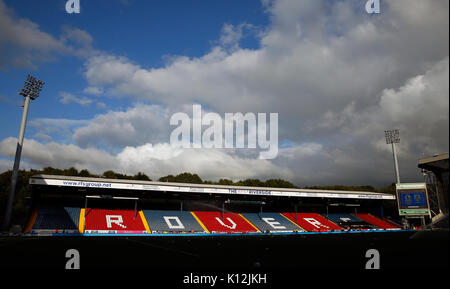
[2,75,44,231]
[385,129,401,184]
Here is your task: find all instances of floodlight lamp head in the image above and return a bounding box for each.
[385,129,400,144]
[26,74,35,82]
[19,74,44,100]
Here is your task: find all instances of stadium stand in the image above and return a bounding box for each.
[383,217,404,228]
[282,213,343,232]
[29,207,80,233]
[193,211,260,233]
[23,207,404,235]
[84,208,148,233]
[354,213,402,230]
[23,174,407,236]
[323,213,376,230]
[241,212,303,232]
[65,207,81,228]
[142,210,206,233]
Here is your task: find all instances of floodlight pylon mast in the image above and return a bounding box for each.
[2,75,44,231]
[385,129,401,184]
[391,142,400,184]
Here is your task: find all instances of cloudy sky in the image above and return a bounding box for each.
[0,0,448,187]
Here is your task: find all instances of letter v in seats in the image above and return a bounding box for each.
[215,217,236,229]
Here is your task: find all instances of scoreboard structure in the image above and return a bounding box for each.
[396,183,430,217]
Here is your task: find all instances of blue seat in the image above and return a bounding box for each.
[322,213,375,229]
[32,207,80,231]
[142,210,206,233]
[64,207,81,228]
[241,212,303,232]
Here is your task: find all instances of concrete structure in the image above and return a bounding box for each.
[418,153,449,227]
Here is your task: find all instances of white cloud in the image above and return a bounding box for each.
[117,143,292,181]
[217,23,257,52]
[0,158,13,172]
[29,117,90,143]
[83,86,104,96]
[60,26,93,48]
[59,92,93,106]
[367,57,449,157]
[310,57,449,184]
[0,137,117,174]
[0,157,33,172]
[71,103,279,160]
[96,101,107,109]
[84,54,140,88]
[0,0,65,69]
[73,104,171,149]
[0,0,95,69]
[0,137,294,182]
[58,91,107,109]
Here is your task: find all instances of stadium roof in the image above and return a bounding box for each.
[418,152,449,171]
[29,174,396,200]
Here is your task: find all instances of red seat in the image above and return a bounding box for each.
[282,213,343,232]
[193,211,259,233]
[84,208,146,233]
[354,213,401,229]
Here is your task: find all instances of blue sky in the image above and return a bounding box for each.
[0,0,448,187]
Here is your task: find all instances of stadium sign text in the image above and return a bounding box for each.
[170,104,278,159]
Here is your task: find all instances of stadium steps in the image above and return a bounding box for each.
[83,208,147,233]
[142,210,206,233]
[31,207,80,232]
[281,213,343,232]
[383,217,403,228]
[193,211,260,233]
[241,212,303,232]
[64,207,81,228]
[323,213,376,230]
[354,213,401,229]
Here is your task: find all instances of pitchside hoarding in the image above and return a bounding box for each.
[396,183,430,216]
